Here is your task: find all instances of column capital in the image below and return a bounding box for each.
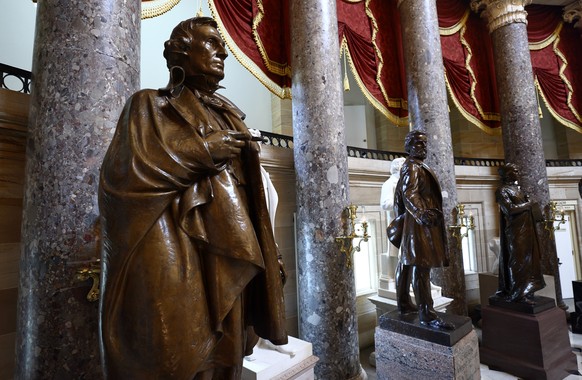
[563,0,582,29]
[471,0,532,33]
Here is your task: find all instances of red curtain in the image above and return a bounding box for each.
[438,0,501,133]
[528,5,582,132]
[209,0,582,133]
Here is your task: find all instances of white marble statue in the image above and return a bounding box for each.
[380,157,405,258]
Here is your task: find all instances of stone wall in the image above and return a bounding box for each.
[0,88,28,380]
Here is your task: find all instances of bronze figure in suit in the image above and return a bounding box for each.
[98,17,287,379]
[388,130,452,329]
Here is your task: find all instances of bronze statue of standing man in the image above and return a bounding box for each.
[98,17,287,379]
[494,163,545,303]
[388,130,452,329]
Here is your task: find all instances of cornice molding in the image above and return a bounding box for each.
[471,0,532,33]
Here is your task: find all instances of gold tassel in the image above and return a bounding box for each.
[343,50,350,92]
[196,0,204,17]
[535,77,543,119]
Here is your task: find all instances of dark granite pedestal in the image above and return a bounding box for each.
[375,310,480,379]
[481,296,578,380]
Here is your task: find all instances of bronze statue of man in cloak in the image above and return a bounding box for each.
[98,17,287,379]
[495,163,545,303]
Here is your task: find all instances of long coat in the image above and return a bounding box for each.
[496,183,545,301]
[393,157,448,268]
[98,86,287,379]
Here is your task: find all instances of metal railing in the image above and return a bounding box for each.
[262,131,582,167]
[1,63,32,94]
[2,64,581,168]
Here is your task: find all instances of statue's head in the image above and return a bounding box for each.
[404,130,427,160]
[163,17,227,90]
[498,163,519,183]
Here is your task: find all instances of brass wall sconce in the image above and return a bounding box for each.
[76,260,101,302]
[544,201,566,235]
[448,204,475,247]
[335,204,369,268]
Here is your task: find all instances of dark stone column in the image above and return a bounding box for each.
[290,1,364,378]
[472,0,565,309]
[15,0,140,378]
[398,0,466,315]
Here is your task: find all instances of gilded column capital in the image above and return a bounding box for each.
[563,0,582,29]
[471,0,532,33]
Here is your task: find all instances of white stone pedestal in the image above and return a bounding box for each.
[242,336,318,380]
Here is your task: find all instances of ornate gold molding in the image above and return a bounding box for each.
[563,0,582,29]
[471,0,532,33]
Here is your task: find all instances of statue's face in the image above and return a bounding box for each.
[505,167,519,183]
[408,134,427,160]
[183,24,228,81]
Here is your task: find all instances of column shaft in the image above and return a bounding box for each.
[15,0,140,378]
[399,0,466,314]
[290,1,363,378]
[490,21,564,308]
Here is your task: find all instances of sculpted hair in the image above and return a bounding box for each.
[498,163,518,180]
[163,17,218,69]
[404,130,426,154]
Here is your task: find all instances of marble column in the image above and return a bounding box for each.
[15,0,140,378]
[471,0,565,309]
[290,1,364,379]
[398,0,467,315]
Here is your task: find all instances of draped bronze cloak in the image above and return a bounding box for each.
[393,157,448,268]
[98,86,287,379]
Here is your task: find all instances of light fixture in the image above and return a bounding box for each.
[448,204,475,247]
[335,204,369,268]
[544,201,566,235]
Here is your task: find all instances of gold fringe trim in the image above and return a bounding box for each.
[528,21,562,51]
[364,0,407,112]
[459,23,501,122]
[252,0,291,77]
[439,8,470,36]
[535,77,582,133]
[444,74,502,135]
[208,0,291,99]
[141,0,181,19]
[551,23,582,124]
[342,40,408,127]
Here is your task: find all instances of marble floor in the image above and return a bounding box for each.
[361,300,582,380]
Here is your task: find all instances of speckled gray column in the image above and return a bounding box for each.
[290,1,364,379]
[15,0,140,378]
[398,0,466,315]
[472,0,565,309]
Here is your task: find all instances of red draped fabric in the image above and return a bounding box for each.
[209,0,582,134]
[528,5,582,132]
[438,0,500,133]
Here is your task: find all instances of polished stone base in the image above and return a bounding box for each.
[488,294,555,314]
[375,312,480,379]
[480,304,578,380]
